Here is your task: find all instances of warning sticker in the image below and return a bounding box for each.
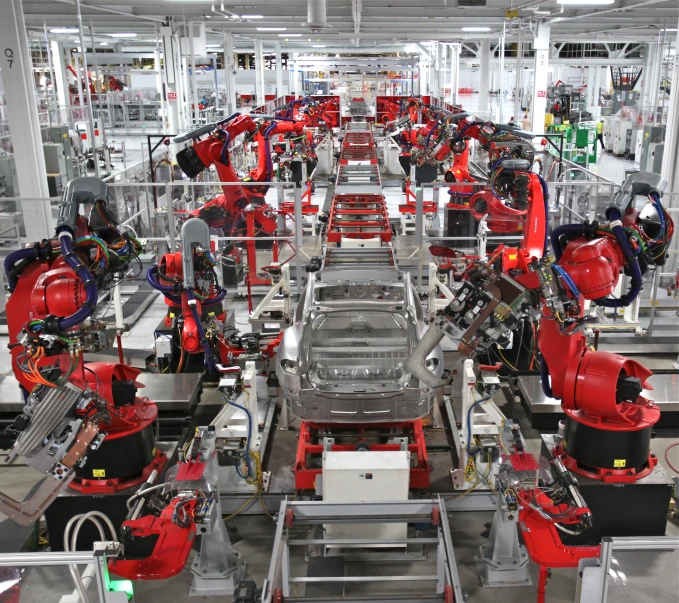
[613,459,626,468]
[92,469,106,478]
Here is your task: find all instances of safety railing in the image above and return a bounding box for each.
[1,175,676,340]
[0,542,130,603]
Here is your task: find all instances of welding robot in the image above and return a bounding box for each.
[147,217,282,377]
[0,178,165,526]
[174,112,306,232]
[409,171,673,480]
[174,113,305,288]
[407,171,673,600]
[277,95,340,130]
[109,425,247,596]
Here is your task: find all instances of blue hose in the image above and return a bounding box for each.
[552,264,580,298]
[224,394,253,479]
[424,122,440,149]
[4,247,41,292]
[595,208,642,308]
[467,395,492,456]
[550,223,584,262]
[219,130,231,166]
[263,121,277,182]
[187,290,217,374]
[57,235,98,331]
[648,192,666,244]
[147,265,182,305]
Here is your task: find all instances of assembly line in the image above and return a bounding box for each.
[0,83,677,603]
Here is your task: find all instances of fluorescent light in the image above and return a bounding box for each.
[99,42,109,46]
[462,27,491,32]
[313,45,326,48]
[557,0,614,4]
[207,43,222,47]
[258,27,286,31]
[50,27,79,34]
[281,33,301,37]
[109,33,137,38]
[241,14,264,19]
[73,39,81,43]
[230,15,240,19]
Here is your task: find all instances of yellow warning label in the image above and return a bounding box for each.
[92,469,106,477]
[613,459,626,468]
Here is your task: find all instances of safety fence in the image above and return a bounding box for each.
[0,178,676,337]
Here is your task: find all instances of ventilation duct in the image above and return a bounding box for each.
[306,0,330,32]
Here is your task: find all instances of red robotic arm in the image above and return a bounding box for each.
[244,120,306,186]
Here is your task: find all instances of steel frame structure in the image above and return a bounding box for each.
[293,420,431,491]
[261,498,464,603]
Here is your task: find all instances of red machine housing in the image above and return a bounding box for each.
[156,251,225,335]
[514,233,661,483]
[294,420,431,490]
[6,254,166,495]
[517,489,601,603]
[109,497,197,580]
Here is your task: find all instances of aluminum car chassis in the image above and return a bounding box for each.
[293,420,431,491]
[261,498,464,603]
[327,122,392,243]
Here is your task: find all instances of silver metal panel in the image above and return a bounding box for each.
[518,373,679,414]
[135,372,203,411]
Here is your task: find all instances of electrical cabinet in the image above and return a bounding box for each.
[613,120,632,156]
[645,143,664,173]
[323,451,410,544]
[0,155,19,197]
[47,125,75,181]
[639,125,665,171]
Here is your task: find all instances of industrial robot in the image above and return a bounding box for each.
[147,218,282,376]
[0,178,165,525]
[406,172,673,599]
[174,113,303,287]
[277,95,340,130]
[109,425,247,596]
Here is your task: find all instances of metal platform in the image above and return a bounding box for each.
[517,372,679,429]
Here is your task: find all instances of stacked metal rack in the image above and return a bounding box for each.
[326,120,392,244]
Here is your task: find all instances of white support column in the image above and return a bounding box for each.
[530,22,550,135]
[449,43,460,106]
[586,65,597,114]
[160,26,180,135]
[223,30,237,115]
[292,53,301,97]
[254,40,265,106]
[513,27,524,124]
[661,25,679,282]
[661,25,679,194]
[0,0,53,240]
[594,65,602,112]
[50,40,69,124]
[640,42,656,109]
[275,42,283,98]
[478,40,491,112]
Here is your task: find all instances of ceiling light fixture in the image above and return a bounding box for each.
[99,42,109,46]
[462,27,491,32]
[556,0,614,4]
[50,27,79,34]
[313,45,326,48]
[258,27,286,31]
[207,43,222,47]
[241,14,264,19]
[108,33,138,38]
